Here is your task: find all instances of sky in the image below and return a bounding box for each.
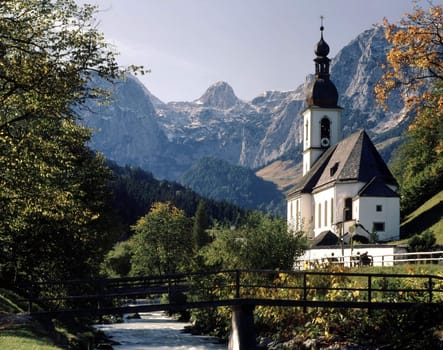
[81,0,423,102]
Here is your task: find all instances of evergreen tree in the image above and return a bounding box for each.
[192,200,211,250]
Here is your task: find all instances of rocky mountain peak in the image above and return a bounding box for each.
[195,81,240,109]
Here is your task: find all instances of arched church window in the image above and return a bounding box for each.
[320,117,330,147]
[344,198,352,221]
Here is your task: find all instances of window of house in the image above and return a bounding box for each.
[373,222,385,232]
[344,198,352,221]
[318,203,322,228]
[376,205,382,212]
[330,198,334,225]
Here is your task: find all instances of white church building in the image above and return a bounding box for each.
[286,25,400,245]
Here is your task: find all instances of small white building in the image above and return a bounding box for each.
[286,25,400,244]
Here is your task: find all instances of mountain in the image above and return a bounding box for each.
[180,157,285,215]
[194,81,241,109]
[80,26,411,208]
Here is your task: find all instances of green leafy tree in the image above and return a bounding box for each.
[101,241,133,278]
[0,0,131,284]
[408,230,436,252]
[390,82,443,214]
[130,202,193,276]
[202,211,306,270]
[192,200,211,250]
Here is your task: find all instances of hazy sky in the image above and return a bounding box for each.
[83,0,422,102]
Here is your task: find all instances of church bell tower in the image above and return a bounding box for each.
[302,21,342,175]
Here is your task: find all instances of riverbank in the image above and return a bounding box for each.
[0,287,109,350]
[0,312,111,350]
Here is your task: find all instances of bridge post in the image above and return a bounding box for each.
[228,304,256,350]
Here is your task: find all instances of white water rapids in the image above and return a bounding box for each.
[95,311,227,350]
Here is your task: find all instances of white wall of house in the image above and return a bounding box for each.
[296,244,408,268]
[355,196,400,241]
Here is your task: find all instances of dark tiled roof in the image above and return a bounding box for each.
[287,129,398,197]
[287,145,337,196]
[358,176,399,197]
[311,230,339,246]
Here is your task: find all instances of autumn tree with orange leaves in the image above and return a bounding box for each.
[375,3,442,108]
[376,3,443,216]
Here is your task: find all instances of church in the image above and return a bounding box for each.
[286,25,400,244]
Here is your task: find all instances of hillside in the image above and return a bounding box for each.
[255,159,302,192]
[400,190,443,243]
[180,157,285,215]
[107,161,246,236]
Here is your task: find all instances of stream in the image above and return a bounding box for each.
[95,311,227,349]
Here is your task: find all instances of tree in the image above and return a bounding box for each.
[390,84,443,213]
[0,0,133,285]
[376,3,443,214]
[375,3,443,112]
[202,211,306,270]
[408,230,436,252]
[192,200,211,250]
[101,241,133,278]
[130,202,193,276]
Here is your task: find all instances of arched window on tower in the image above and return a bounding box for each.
[320,117,330,148]
[344,198,353,221]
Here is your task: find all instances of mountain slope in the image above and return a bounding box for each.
[181,157,285,215]
[400,191,443,242]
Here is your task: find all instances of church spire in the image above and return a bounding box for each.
[306,18,339,108]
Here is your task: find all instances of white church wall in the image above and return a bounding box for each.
[355,196,400,241]
[300,193,314,238]
[334,182,364,221]
[312,187,335,237]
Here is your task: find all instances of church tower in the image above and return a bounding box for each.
[302,23,342,175]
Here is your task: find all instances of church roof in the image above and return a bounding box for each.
[287,129,399,197]
[357,176,399,197]
[310,230,339,246]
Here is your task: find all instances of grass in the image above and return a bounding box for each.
[400,190,443,243]
[0,325,62,350]
[0,288,65,350]
[356,263,443,276]
[0,287,106,349]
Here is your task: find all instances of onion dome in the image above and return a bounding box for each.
[315,26,330,57]
[306,24,339,108]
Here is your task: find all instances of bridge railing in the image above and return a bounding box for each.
[24,269,443,315]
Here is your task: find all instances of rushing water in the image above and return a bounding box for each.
[95,311,227,350]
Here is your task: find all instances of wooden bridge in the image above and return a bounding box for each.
[25,269,443,350]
